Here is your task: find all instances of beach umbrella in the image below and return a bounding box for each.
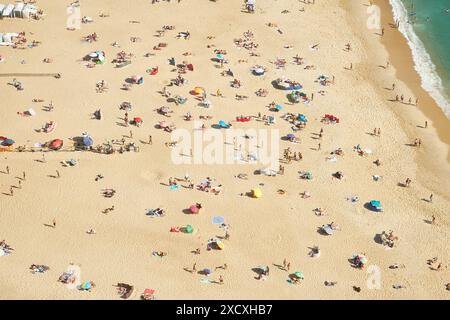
[82,135,93,147]
[297,114,307,122]
[293,271,304,279]
[218,120,228,128]
[275,104,283,111]
[216,54,224,61]
[160,106,170,113]
[0,136,7,141]
[203,268,212,275]
[189,205,200,214]
[185,224,194,234]
[143,289,155,295]
[133,117,143,123]
[216,240,225,250]
[252,188,262,198]
[322,225,333,235]
[287,134,295,139]
[89,52,98,58]
[27,108,36,116]
[253,67,265,76]
[212,216,225,225]
[81,281,92,290]
[370,200,381,207]
[1,138,14,146]
[194,87,205,95]
[158,121,168,128]
[49,139,63,150]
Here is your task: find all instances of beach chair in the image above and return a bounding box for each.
[0,5,6,18]
[13,3,24,18]
[2,3,13,17]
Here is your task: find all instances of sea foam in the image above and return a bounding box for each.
[390,0,450,118]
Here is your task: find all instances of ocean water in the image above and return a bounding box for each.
[390,0,450,118]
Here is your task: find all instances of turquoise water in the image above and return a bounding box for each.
[392,0,450,117]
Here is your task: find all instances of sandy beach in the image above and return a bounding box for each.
[0,0,448,300]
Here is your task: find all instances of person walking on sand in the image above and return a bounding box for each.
[219,275,224,285]
[424,121,428,128]
[192,263,197,272]
[431,215,436,225]
[129,130,133,139]
[56,170,60,178]
[318,143,321,151]
[429,194,433,203]
[148,135,152,145]
[23,171,26,181]
[5,166,10,174]
[286,262,290,272]
[52,218,56,228]
[10,187,14,196]
[283,258,287,270]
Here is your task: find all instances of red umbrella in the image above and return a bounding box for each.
[133,117,143,123]
[144,289,155,295]
[189,205,199,214]
[49,139,63,150]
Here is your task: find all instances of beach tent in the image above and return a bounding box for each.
[13,3,24,18]
[251,188,262,198]
[2,4,14,17]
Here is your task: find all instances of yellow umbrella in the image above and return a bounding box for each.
[194,87,205,95]
[252,188,262,198]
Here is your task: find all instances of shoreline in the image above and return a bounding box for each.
[342,0,450,201]
[374,0,450,161]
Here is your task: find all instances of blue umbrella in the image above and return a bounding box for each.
[275,104,283,111]
[297,114,307,122]
[287,134,295,139]
[216,54,224,60]
[218,120,228,128]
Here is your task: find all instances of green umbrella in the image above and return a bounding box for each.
[185,225,194,234]
[294,272,304,279]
